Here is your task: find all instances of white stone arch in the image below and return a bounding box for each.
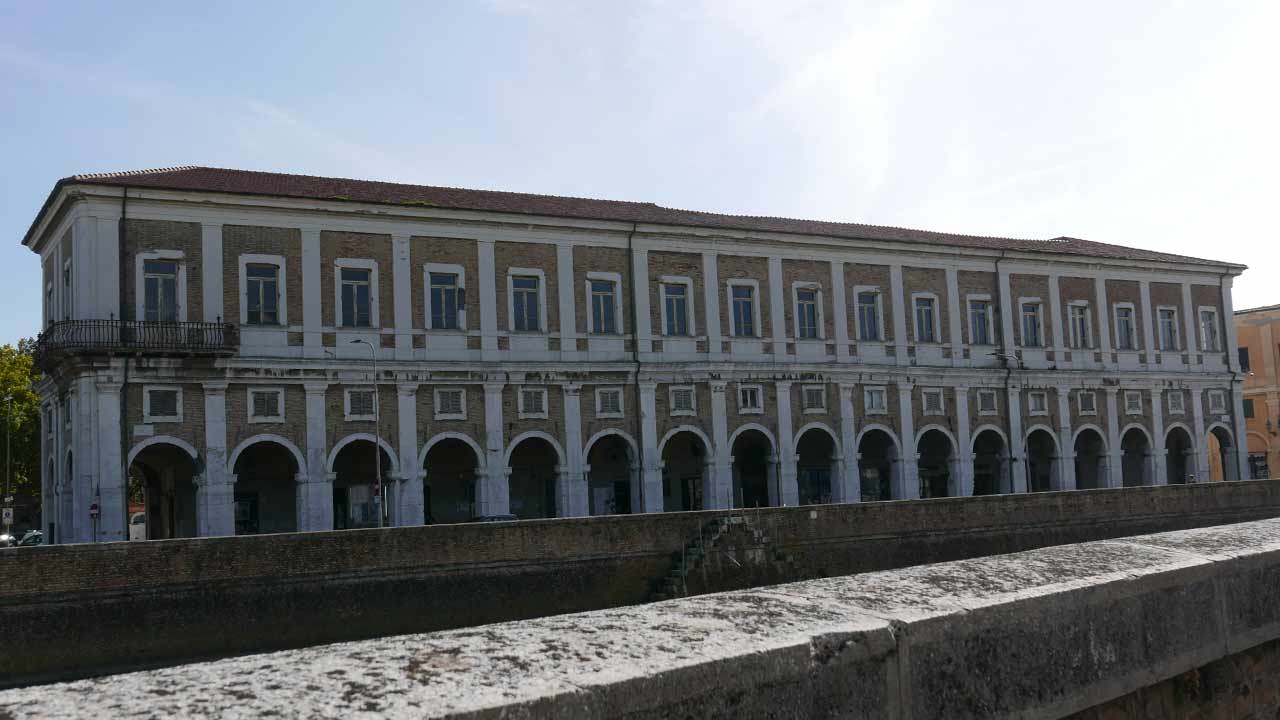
[1024,423,1061,454]
[970,424,1009,454]
[127,435,200,468]
[1207,422,1236,447]
[1164,422,1195,443]
[327,433,401,475]
[793,421,840,457]
[505,430,567,467]
[228,434,306,474]
[1071,423,1109,452]
[658,424,713,458]
[856,423,902,454]
[419,431,487,469]
[1120,423,1154,446]
[915,424,958,452]
[729,423,777,454]
[583,428,638,463]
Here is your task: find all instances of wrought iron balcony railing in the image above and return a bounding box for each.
[34,320,239,368]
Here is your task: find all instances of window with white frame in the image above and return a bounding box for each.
[337,262,375,328]
[1208,390,1227,414]
[1167,390,1185,415]
[660,277,694,337]
[802,385,826,413]
[434,388,466,420]
[913,294,938,343]
[1158,307,1180,351]
[795,284,821,340]
[595,387,624,418]
[1028,391,1049,415]
[1068,303,1092,349]
[977,389,998,415]
[426,264,465,330]
[729,281,758,337]
[1124,391,1143,415]
[670,385,696,415]
[1020,301,1043,347]
[738,384,763,414]
[587,273,622,335]
[248,387,285,423]
[1198,307,1220,352]
[864,386,888,414]
[143,386,182,423]
[344,388,377,421]
[508,270,545,332]
[1114,304,1137,351]
[1078,390,1097,415]
[143,258,180,322]
[968,297,993,346]
[855,289,883,341]
[518,387,548,419]
[922,388,945,415]
[243,259,283,326]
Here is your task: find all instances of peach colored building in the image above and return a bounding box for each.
[1236,304,1280,479]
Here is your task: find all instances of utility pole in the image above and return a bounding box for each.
[350,340,383,528]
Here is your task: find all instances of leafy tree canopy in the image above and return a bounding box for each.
[0,339,42,503]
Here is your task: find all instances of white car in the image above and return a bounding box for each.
[128,512,146,541]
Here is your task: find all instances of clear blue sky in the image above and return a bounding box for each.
[2,1,1276,345]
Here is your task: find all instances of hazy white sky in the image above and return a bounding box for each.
[1,0,1276,344]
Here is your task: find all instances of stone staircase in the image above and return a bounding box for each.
[649,513,799,602]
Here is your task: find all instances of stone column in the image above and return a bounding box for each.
[392,234,413,360]
[1093,273,1112,363]
[702,252,722,361]
[1181,283,1199,360]
[301,228,323,358]
[631,247,652,357]
[707,381,733,510]
[775,380,799,505]
[768,257,788,361]
[395,383,423,526]
[997,268,1016,359]
[1191,385,1211,481]
[479,381,510,516]
[836,383,860,503]
[198,381,234,537]
[556,244,576,360]
[95,379,126,542]
[1151,388,1167,485]
[1007,385,1027,493]
[831,262,850,363]
[890,264,909,364]
[638,382,663,512]
[1224,276,1241,372]
[300,381,332,531]
[1231,378,1250,481]
[478,240,499,360]
[559,384,588,517]
[201,222,224,323]
[954,386,974,496]
[1104,387,1124,488]
[1047,273,1065,361]
[1139,280,1157,367]
[72,377,98,543]
[897,380,919,499]
[945,268,963,367]
[1054,386,1076,491]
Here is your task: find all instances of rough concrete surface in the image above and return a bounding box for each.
[4,518,1280,719]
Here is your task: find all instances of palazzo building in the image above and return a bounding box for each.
[25,167,1249,544]
[1236,304,1280,480]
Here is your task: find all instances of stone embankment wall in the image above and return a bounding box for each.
[5,517,1280,719]
[3,481,1280,687]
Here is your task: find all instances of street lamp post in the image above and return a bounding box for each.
[349,340,383,529]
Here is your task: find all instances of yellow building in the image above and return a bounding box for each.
[1236,304,1280,479]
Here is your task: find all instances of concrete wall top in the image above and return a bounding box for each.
[6,517,1280,719]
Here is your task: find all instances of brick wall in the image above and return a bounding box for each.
[221,225,304,329]
[1010,274,1051,346]
[1059,275,1100,351]
[410,236,478,331]
[494,241,559,334]
[573,245,630,338]
[121,219,203,322]
[781,259,835,342]
[845,263,894,342]
[903,266,949,344]
[319,231,394,329]
[717,255,771,339]
[647,250,704,341]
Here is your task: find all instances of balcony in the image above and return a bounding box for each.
[34,320,239,369]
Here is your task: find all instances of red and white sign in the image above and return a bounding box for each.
[89,503,100,520]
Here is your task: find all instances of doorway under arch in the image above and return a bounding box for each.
[232,440,300,534]
[1025,428,1058,493]
[128,442,199,539]
[1208,426,1238,481]
[662,430,708,512]
[795,428,837,505]
[423,437,481,524]
[1165,427,1194,485]
[857,429,898,502]
[331,438,396,529]
[1074,428,1107,490]
[972,429,1008,496]
[585,433,636,515]
[731,428,773,509]
[508,436,560,519]
[916,429,954,498]
[1121,427,1151,487]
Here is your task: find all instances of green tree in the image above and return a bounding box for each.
[0,339,42,503]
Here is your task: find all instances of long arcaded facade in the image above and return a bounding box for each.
[25,167,1249,543]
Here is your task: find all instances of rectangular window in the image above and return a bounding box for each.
[1069,304,1091,349]
[340,268,372,328]
[738,385,762,414]
[1079,391,1097,414]
[143,386,181,423]
[435,388,466,419]
[1125,391,1142,415]
[1115,306,1136,350]
[590,279,617,334]
[670,386,696,415]
[1167,391,1185,415]
[922,389,944,415]
[797,288,819,339]
[346,388,376,420]
[663,284,689,336]
[245,264,279,326]
[1209,390,1227,415]
[1028,391,1048,415]
[248,388,284,423]
[914,297,937,343]
[1158,308,1179,351]
[731,285,756,337]
[977,390,998,414]
[518,388,548,418]
[143,259,179,322]
[429,272,461,330]
[864,387,887,413]
[596,388,623,418]
[512,276,541,332]
[802,385,826,413]
[856,292,881,341]
[1199,309,1220,352]
[1239,347,1252,372]
[969,300,992,345]
[1244,399,1255,418]
[1021,303,1042,347]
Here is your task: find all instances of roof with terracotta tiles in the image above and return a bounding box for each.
[25,165,1241,268]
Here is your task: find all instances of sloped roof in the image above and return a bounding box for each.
[25,165,1240,268]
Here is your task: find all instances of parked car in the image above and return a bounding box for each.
[0,531,15,547]
[17,530,42,547]
[129,512,146,541]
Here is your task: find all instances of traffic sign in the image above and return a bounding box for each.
[2,507,12,525]
[89,503,100,520]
